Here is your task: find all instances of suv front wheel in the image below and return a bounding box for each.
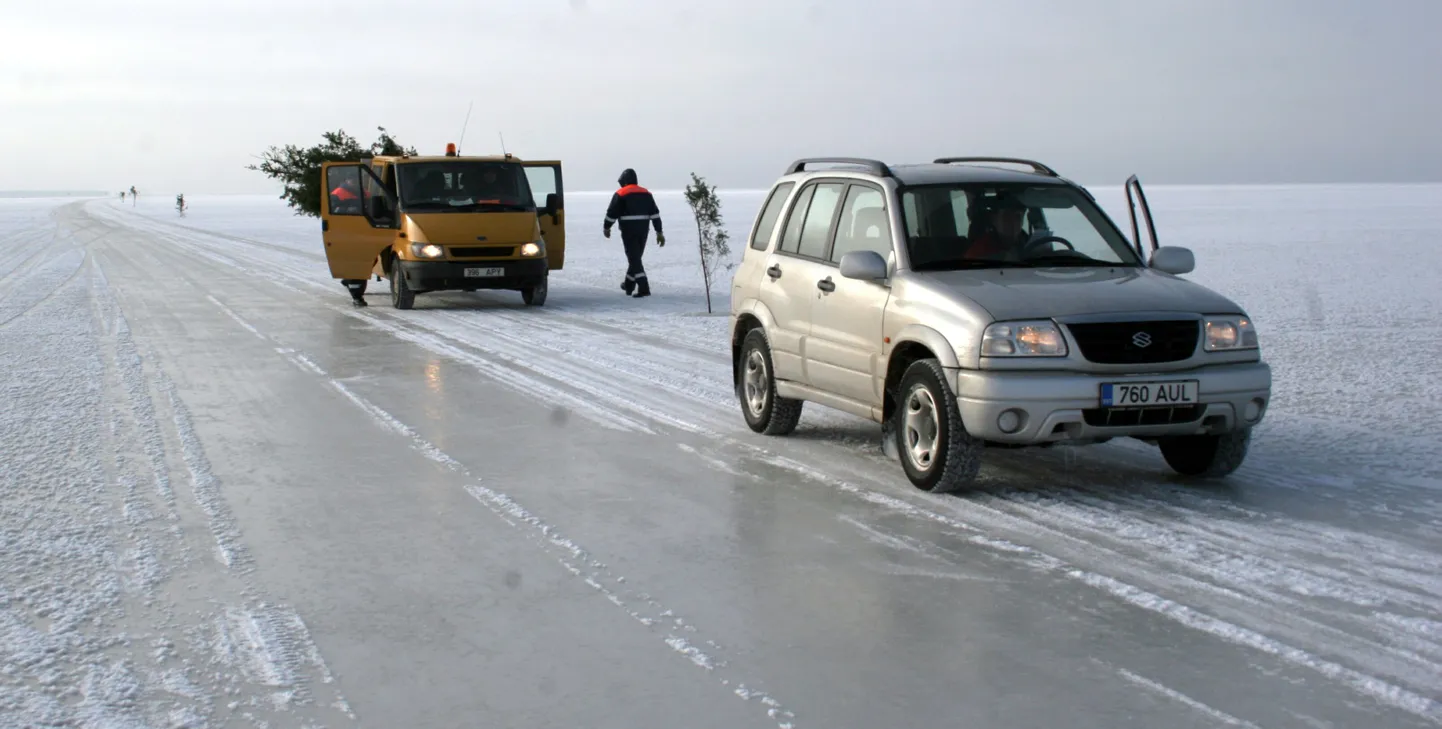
[738,329,804,435]
[894,359,983,493]
[1157,429,1250,477]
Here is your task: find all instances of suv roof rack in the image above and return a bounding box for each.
[933,157,1058,177]
[785,157,893,177]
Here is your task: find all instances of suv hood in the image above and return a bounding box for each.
[922,266,1244,321]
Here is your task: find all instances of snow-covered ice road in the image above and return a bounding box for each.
[3,192,1441,728]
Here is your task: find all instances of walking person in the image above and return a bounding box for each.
[603,168,664,297]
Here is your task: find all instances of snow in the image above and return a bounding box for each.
[4,182,1442,727]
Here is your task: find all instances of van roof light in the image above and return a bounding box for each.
[445,142,457,156]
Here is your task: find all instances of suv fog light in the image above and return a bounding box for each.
[1244,398,1266,422]
[997,409,1025,434]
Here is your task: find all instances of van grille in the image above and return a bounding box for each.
[1065,320,1199,364]
[450,246,514,258]
[1083,405,1204,427]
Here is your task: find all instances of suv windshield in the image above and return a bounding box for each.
[899,182,1141,270]
[397,161,535,212]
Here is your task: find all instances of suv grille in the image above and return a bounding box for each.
[1065,320,1199,364]
[1083,405,1204,428]
[449,246,514,258]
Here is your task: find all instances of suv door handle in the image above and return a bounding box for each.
[817,277,835,293]
[767,265,782,279]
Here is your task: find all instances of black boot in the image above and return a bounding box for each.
[632,280,651,298]
[621,278,635,295]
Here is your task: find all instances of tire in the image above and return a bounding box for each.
[1158,429,1250,477]
[522,275,548,306]
[390,264,415,310]
[737,328,804,435]
[894,359,983,493]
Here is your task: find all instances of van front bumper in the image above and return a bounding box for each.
[397,259,547,291]
[952,361,1271,444]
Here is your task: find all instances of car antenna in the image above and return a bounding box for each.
[498,131,508,156]
[456,101,473,154]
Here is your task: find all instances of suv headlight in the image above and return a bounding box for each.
[410,243,444,259]
[520,241,544,257]
[1204,316,1258,351]
[981,320,1068,357]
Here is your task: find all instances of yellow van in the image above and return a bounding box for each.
[319,145,564,309]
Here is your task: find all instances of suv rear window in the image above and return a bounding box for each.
[750,182,794,250]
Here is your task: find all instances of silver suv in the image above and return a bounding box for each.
[728,157,1272,493]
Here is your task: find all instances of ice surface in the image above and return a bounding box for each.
[4,183,1442,728]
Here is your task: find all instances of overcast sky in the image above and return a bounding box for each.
[4,0,1440,194]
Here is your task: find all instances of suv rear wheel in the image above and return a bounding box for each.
[738,329,803,435]
[1158,429,1250,477]
[894,359,983,493]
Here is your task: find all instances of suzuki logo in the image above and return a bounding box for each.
[1131,331,1153,348]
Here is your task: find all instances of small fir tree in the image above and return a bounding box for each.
[683,173,734,313]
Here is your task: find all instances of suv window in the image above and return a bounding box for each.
[830,184,892,263]
[750,182,794,251]
[900,183,1141,269]
[778,185,816,255]
[796,183,844,259]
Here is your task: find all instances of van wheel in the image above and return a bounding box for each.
[522,275,548,306]
[390,266,415,310]
[894,359,983,493]
[1158,429,1250,477]
[738,328,803,435]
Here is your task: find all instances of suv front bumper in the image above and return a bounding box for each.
[953,362,1271,444]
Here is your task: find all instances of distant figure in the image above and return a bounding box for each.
[129,186,137,206]
[602,168,664,298]
[175,193,186,216]
[120,191,126,202]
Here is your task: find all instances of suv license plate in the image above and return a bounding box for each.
[464,267,505,278]
[1100,380,1199,407]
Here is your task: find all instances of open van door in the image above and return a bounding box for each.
[1124,175,1160,265]
[522,161,565,270]
[320,161,395,280]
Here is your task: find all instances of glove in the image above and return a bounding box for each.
[656,233,666,247]
[603,226,611,239]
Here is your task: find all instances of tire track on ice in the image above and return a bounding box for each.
[199,293,801,729]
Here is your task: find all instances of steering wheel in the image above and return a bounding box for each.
[1022,235,1076,256]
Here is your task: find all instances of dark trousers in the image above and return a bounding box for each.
[622,236,649,293]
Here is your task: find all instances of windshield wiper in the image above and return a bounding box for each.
[1018,255,1127,267]
[912,259,1029,271]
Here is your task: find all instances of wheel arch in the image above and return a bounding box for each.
[883,325,961,422]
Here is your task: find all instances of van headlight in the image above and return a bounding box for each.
[410,243,444,259]
[1204,316,1259,351]
[520,241,544,257]
[981,320,1067,357]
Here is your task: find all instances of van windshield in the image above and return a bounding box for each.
[899,183,1141,270]
[397,161,535,212]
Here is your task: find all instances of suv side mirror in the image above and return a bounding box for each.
[1149,246,1195,275]
[839,250,888,281]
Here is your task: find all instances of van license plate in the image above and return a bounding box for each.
[1100,380,1199,407]
[464,267,504,278]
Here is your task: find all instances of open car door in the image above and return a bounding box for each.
[1124,174,1160,265]
[320,161,395,280]
[522,161,565,270]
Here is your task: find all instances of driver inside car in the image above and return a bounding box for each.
[963,196,1029,260]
